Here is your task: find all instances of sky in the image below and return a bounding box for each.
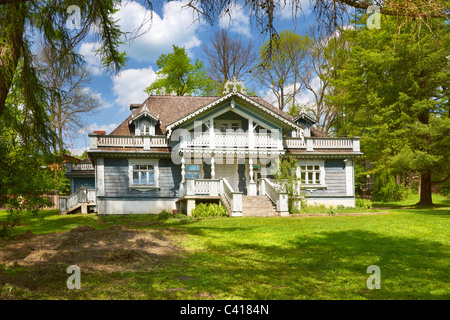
[69,0,318,155]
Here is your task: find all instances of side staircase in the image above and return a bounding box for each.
[241,195,278,217]
[59,189,96,214]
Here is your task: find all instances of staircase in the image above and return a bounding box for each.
[59,189,96,214]
[241,195,278,217]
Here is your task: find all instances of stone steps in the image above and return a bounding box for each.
[241,195,278,217]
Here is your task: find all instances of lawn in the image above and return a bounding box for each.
[0,194,448,300]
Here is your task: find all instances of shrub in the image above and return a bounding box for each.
[355,198,373,209]
[157,210,172,220]
[191,203,228,218]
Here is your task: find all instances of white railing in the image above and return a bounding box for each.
[185,132,279,149]
[194,179,220,196]
[59,189,96,214]
[313,138,354,149]
[284,137,360,152]
[259,178,289,216]
[98,135,144,147]
[220,178,242,216]
[284,137,306,148]
[91,134,168,150]
[254,133,278,148]
[179,178,242,216]
[72,163,94,171]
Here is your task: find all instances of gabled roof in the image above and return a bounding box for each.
[128,105,159,124]
[109,94,300,136]
[165,92,300,134]
[293,112,317,125]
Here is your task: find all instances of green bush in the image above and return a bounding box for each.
[157,210,172,220]
[355,198,373,209]
[191,203,228,218]
[372,172,403,202]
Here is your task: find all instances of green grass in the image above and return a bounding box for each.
[0,194,449,300]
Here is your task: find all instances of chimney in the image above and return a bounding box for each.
[93,130,106,135]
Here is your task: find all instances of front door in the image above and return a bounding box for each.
[238,164,246,195]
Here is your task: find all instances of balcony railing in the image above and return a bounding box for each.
[284,137,360,152]
[71,163,94,171]
[89,134,168,150]
[185,132,279,149]
[89,133,360,152]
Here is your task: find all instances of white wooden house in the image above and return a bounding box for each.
[60,83,362,216]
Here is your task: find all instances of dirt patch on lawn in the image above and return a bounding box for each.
[0,225,184,274]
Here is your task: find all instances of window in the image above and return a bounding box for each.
[298,161,325,186]
[138,119,154,136]
[128,160,159,189]
[132,164,155,185]
[185,164,200,179]
[215,120,241,132]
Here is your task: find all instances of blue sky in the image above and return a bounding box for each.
[70,0,317,155]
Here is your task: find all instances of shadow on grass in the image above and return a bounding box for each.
[168,229,449,299]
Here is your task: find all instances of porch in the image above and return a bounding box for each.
[177,178,288,217]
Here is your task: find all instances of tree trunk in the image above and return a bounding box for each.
[418,170,433,206]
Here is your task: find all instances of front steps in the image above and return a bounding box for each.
[241,195,278,217]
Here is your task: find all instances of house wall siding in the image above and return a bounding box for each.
[303,159,347,197]
[103,158,181,198]
[72,177,95,192]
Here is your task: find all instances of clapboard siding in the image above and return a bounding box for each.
[104,158,181,198]
[309,159,346,196]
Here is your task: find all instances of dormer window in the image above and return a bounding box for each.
[137,118,154,136]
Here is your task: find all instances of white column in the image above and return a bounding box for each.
[96,158,105,197]
[211,154,215,179]
[181,155,185,183]
[248,157,257,196]
[249,157,254,182]
[345,159,354,196]
[248,117,254,149]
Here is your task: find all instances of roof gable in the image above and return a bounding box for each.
[165,92,300,134]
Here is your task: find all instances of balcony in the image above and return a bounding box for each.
[284,137,360,152]
[89,134,168,150]
[88,133,360,153]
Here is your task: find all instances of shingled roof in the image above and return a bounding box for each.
[109,94,328,137]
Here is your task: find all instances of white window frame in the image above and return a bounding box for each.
[128,159,159,190]
[185,164,202,179]
[297,160,325,188]
[214,120,242,132]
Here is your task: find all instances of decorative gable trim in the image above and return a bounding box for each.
[165,92,301,135]
[129,105,160,125]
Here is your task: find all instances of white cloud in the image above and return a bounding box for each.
[219,3,251,37]
[114,0,203,62]
[278,0,313,19]
[82,87,114,110]
[112,66,157,111]
[79,42,103,75]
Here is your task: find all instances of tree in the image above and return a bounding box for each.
[0,0,128,120]
[144,45,214,96]
[273,156,303,213]
[0,64,56,235]
[327,13,450,206]
[255,30,310,110]
[36,43,101,159]
[202,29,256,86]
